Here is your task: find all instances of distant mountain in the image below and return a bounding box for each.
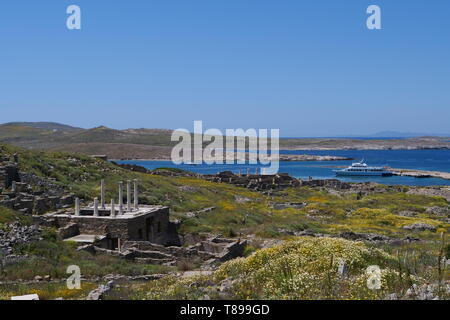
[0,122,449,159]
[2,122,82,132]
[50,126,176,146]
[348,131,450,138]
[0,124,177,158]
[0,124,49,140]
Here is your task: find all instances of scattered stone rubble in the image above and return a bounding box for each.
[386,282,450,300]
[87,280,115,300]
[125,165,352,192]
[269,202,307,210]
[403,223,437,232]
[201,171,352,192]
[0,222,42,270]
[337,231,422,245]
[185,207,216,218]
[78,234,247,268]
[407,187,450,202]
[0,222,42,257]
[0,151,74,215]
[272,229,422,246]
[425,206,450,217]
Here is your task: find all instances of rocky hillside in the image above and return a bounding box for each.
[2,122,82,132]
[1,122,449,160]
[0,143,449,300]
[0,123,175,159]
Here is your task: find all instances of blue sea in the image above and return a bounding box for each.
[116,150,450,187]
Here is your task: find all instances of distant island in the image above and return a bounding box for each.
[0,122,449,160]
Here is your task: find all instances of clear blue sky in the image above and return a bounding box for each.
[1,0,449,136]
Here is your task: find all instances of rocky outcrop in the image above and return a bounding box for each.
[185,207,216,218]
[386,283,450,300]
[407,187,450,202]
[339,231,390,242]
[216,239,247,262]
[403,223,437,232]
[87,280,115,300]
[425,206,450,217]
[300,179,351,189]
[269,202,307,210]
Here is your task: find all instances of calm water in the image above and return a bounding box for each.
[116,150,450,186]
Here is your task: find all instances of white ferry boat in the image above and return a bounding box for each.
[334,160,393,177]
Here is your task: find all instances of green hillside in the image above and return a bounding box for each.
[1,143,448,237]
[2,122,82,132]
[0,143,449,299]
[1,122,449,160]
[0,125,51,139]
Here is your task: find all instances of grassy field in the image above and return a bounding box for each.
[105,237,449,300]
[1,141,448,243]
[1,143,449,299]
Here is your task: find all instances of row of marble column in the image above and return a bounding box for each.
[74,179,139,216]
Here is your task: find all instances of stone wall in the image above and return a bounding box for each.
[1,153,74,214]
[0,163,20,189]
[51,207,173,245]
[201,171,353,191]
[0,192,74,215]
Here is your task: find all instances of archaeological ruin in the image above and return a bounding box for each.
[44,179,179,250]
[42,179,246,266]
[0,152,74,214]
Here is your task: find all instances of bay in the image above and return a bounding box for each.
[116,149,450,187]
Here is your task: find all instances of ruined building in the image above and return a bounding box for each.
[45,179,180,250]
[0,154,20,190]
[0,152,73,214]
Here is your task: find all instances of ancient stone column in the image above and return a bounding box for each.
[111,199,116,217]
[127,180,131,212]
[118,181,123,215]
[93,197,99,216]
[11,181,16,193]
[101,179,105,209]
[133,179,139,210]
[75,198,80,216]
